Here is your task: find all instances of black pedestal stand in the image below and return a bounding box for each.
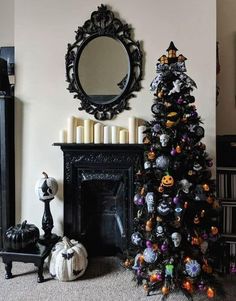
[39,198,59,246]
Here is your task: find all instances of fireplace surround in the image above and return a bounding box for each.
[54,143,144,256]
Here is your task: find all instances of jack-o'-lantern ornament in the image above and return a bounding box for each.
[166,112,180,128]
[211,226,219,235]
[161,175,174,187]
[147,151,156,160]
[202,183,210,192]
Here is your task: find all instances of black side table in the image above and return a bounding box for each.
[0,242,57,283]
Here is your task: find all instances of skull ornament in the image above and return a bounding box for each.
[145,192,155,213]
[179,179,191,193]
[171,232,182,247]
[160,134,170,147]
[156,225,164,237]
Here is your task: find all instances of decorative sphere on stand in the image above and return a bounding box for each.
[35,172,59,245]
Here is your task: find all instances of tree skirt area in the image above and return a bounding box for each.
[0,257,235,301]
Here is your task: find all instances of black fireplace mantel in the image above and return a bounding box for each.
[54,143,145,256]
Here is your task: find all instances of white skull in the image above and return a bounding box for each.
[160,134,170,147]
[146,192,155,213]
[179,179,191,193]
[156,225,164,237]
[171,232,182,247]
[200,241,208,254]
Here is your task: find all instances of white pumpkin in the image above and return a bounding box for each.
[35,172,58,201]
[49,236,88,281]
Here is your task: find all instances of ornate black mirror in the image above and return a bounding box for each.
[65,4,143,120]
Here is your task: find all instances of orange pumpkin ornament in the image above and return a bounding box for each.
[149,274,158,283]
[211,226,219,235]
[161,285,169,295]
[207,287,215,298]
[161,175,174,187]
[148,151,156,160]
[202,183,210,192]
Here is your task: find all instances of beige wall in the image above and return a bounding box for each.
[14,0,216,235]
[217,0,236,134]
[0,0,14,46]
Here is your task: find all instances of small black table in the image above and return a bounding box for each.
[0,242,56,283]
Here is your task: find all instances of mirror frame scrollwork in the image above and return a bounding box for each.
[65,4,143,120]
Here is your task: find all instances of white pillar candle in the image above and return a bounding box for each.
[111,126,118,144]
[59,129,67,143]
[84,119,91,143]
[94,123,102,144]
[128,117,136,144]
[67,116,75,143]
[119,129,128,144]
[104,126,111,144]
[76,126,84,143]
[138,125,146,144]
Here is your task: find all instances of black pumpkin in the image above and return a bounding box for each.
[4,220,40,251]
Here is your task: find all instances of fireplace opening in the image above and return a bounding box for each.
[82,179,126,256]
[55,144,144,257]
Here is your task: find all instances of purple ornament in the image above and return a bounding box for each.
[161,241,168,252]
[198,281,205,291]
[133,193,145,206]
[153,124,161,132]
[177,97,184,104]
[157,274,163,281]
[146,240,152,248]
[171,148,177,156]
[202,232,208,240]
[191,111,198,118]
[173,196,180,204]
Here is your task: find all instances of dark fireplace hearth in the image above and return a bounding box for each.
[54,144,144,256]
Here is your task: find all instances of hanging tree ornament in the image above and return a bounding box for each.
[143,241,158,263]
[156,155,170,171]
[171,232,182,248]
[131,232,144,246]
[166,112,180,128]
[185,259,201,278]
[179,179,191,193]
[161,175,174,187]
[159,133,170,147]
[145,192,155,213]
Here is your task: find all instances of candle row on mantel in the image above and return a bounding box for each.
[58,117,146,144]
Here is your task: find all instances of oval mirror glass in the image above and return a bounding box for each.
[78,36,130,105]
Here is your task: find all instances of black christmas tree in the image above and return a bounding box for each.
[126,42,224,300]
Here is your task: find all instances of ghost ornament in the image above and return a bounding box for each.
[171,232,182,248]
[131,232,143,246]
[160,134,170,147]
[168,79,182,95]
[145,192,155,213]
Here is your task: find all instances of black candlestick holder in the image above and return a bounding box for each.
[39,198,59,245]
